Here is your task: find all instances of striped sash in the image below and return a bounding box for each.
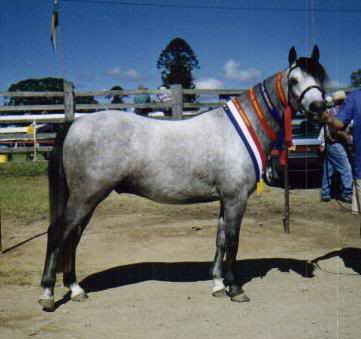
[223,98,266,183]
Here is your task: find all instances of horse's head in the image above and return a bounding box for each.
[287,45,328,121]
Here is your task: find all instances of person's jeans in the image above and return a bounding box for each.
[321,143,353,199]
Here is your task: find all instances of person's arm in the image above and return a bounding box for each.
[322,112,345,129]
[322,94,354,130]
[330,129,353,144]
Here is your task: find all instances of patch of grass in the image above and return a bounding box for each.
[1,160,49,222]
[1,176,49,222]
[0,160,47,177]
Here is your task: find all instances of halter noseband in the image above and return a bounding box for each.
[286,64,325,114]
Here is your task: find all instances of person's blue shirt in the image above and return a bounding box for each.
[336,89,361,179]
[134,93,151,104]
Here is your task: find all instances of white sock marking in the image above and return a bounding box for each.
[69,283,84,298]
[212,278,225,293]
[40,287,54,300]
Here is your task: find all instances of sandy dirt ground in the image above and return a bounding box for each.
[1,186,361,339]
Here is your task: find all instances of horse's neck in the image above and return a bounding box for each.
[263,70,288,120]
[239,70,288,154]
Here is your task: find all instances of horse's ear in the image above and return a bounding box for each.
[288,46,297,66]
[311,44,320,62]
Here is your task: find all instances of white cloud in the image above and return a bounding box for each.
[195,78,224,89]
[223,59,262,83]
[105,67,142,81]
[328,79,346,89]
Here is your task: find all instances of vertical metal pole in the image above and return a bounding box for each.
[64,80,75,122]
[283,146,290,233]
[170,84,183,120]
[354,179,361,238]
[32,119,37,161]
[0,207,2,253]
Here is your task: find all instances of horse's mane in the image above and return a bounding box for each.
[296,57,329,85]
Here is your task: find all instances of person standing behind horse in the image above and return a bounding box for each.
[319,91,353,203]
[323,88,361,213]
[134,84,152,116]
[157,86,172,116]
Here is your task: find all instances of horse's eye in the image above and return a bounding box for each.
[289,77,298,86]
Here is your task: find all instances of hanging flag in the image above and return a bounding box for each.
[50,0,59,54]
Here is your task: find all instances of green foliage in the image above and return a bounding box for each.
[5,77,98,113]
[157,37,199,102]
[108,85,126,104]
[351,69,361,87]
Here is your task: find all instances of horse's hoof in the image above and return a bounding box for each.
[71,291,89,302]
[230,292,250,303]
[227,285,250,302]
[38,297,55,311]
[212,288,228,298]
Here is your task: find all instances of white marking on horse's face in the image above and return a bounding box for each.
[288,66,324,113]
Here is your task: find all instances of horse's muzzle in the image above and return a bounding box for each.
[309,100,326,116]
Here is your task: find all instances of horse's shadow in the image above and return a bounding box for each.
[54,257,314,310]
[311,247,361,274]
[80,257,315,292]
[53,247,361,310]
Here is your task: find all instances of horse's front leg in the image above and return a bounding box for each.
[211,203,228,297]
[224,196,250,302]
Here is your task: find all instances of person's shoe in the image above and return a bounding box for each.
[321,197,331,202]
[340,196,352,204]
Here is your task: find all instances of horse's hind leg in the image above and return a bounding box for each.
[39,197,99,311]
[39,215,67,311]
[62,212,94,302]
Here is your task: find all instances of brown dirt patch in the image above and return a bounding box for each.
[1,187,360,338]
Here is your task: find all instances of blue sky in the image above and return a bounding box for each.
[1,0,361,92]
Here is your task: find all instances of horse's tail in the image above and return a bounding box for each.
[48,122,72,225]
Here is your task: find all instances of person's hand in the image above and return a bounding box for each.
[319,145,325,152]
[321,110,333,124]
[346,134,353,145]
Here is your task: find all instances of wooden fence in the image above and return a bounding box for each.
[0,82,246,159]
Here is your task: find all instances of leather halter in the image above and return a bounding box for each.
[284,64,325,114]
[274,64,325,167]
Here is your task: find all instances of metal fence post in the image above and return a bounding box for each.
[32,119,37,161]
[283,146,290,233]
[0,208,2,253]
[170,84,183,120]
[64,80,75,122]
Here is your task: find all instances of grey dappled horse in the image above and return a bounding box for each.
[39,46,327,311]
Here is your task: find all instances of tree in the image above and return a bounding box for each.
[157,37,199,102]
[351,69,361,87]
[5,77,97,114]
[107,85,126,104]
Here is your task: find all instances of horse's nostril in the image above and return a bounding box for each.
[310,101,326,114]
[319,101,326,112]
